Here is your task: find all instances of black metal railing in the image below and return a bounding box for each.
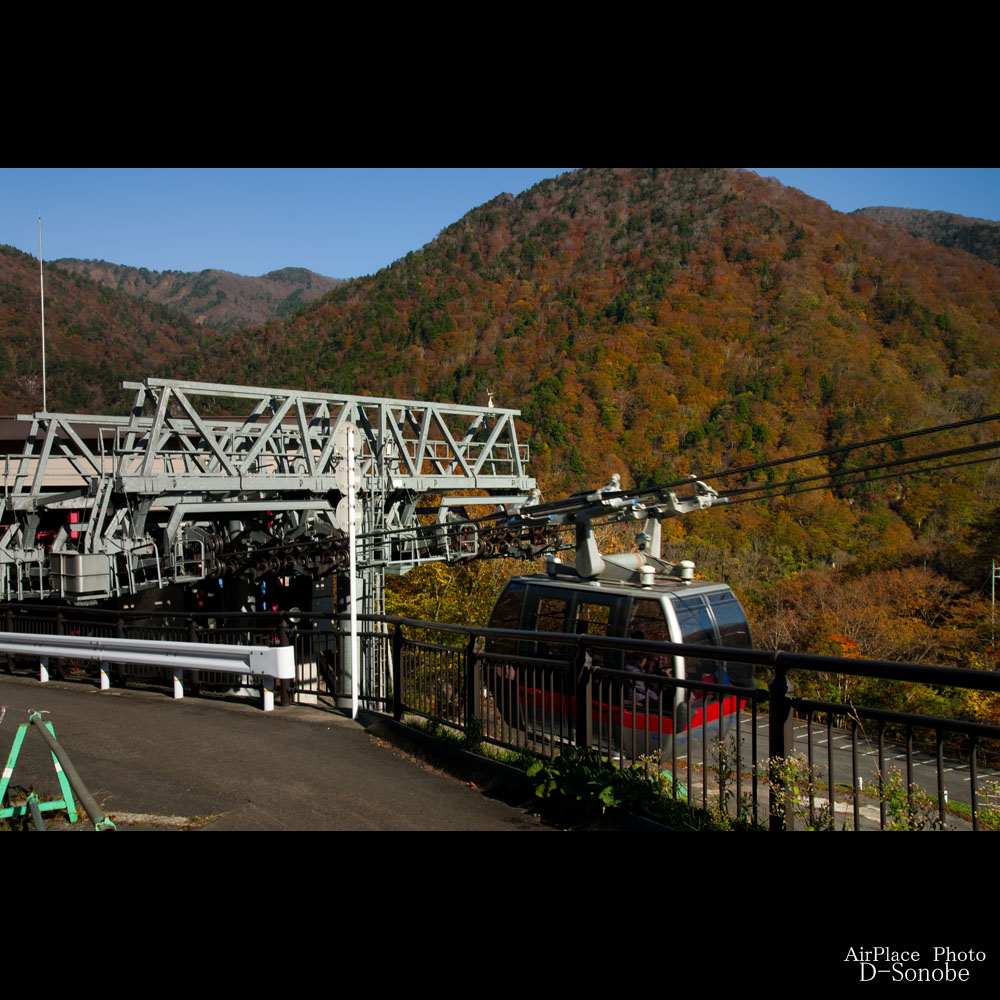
[4,601,1000,830]
[384,616,1000,832]
[388,618,767,826]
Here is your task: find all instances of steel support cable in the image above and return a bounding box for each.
[585,445,1000,527]
[338,412,1000,541]
[446,411,1000,524]
[720,452,1000,509]
[140,447,999,576]
[182,418,1000,570]
[345,441,999,560]
[566,411,1000,513]
[718,438,1000,502]
[655,410,1000,495]
[400,435,1000,540]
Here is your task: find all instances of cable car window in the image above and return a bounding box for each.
[533,594,572,660]
[576,598,626,670]
[708,590,751,648]
[575,601,612,638]
[671,594,714,645]
[537,596,571,634]
[708,589,753,686]
[487,581,525,655]
[625,597,673,710]
[628,597,672,676]
[628,598,670,643]
[671,593,720,691]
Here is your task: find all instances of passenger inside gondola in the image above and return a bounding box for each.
[625,632,659,709]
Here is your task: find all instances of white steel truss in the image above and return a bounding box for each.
[1,378,536,603]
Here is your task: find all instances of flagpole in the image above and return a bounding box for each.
[38,216,47,413]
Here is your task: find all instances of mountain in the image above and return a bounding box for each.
[50,259,343,333]
[224,168,1000,488]
[852,206,1000,268]
[3,168,999,592]
[215,167,1000,594]
[0,245,229,413]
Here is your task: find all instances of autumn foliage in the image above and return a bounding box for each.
[3,168,1000,725]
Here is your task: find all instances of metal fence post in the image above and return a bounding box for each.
[768,663,795,831]
[278,617,291,707]
[466,635,482,744]
[4,607,12,674]
[392,624,404,721]
[53,610,66,679]
[114,614,127,687]
[574,645,593,751]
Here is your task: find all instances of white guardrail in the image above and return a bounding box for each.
[0,631,295,711]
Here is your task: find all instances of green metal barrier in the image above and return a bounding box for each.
[0,709,116,831]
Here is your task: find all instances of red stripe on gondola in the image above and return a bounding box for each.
[516,686,743,735]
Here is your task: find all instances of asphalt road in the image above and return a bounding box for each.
[0,675,549,831]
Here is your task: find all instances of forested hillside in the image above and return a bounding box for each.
[3,168,999,694]
[853,206,1000,268]
[220,169,1000,578]
[251,165,995,691]
[222,168,999,491]
[0,245,228,413]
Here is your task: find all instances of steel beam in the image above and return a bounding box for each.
[1,377,536,603]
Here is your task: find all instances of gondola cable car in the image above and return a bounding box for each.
[484,476,754,754]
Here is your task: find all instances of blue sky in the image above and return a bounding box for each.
[749,167,1000,220]
[1,168,997,279]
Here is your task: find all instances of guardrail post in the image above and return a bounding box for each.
[768,663,795,831]
[574,646,593,750]
[392,624,404,721]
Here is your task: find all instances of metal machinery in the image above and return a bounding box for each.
[1,378,749,717]
[0,377,552,700]
[0,377,547,602]
[0,378,556,720]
